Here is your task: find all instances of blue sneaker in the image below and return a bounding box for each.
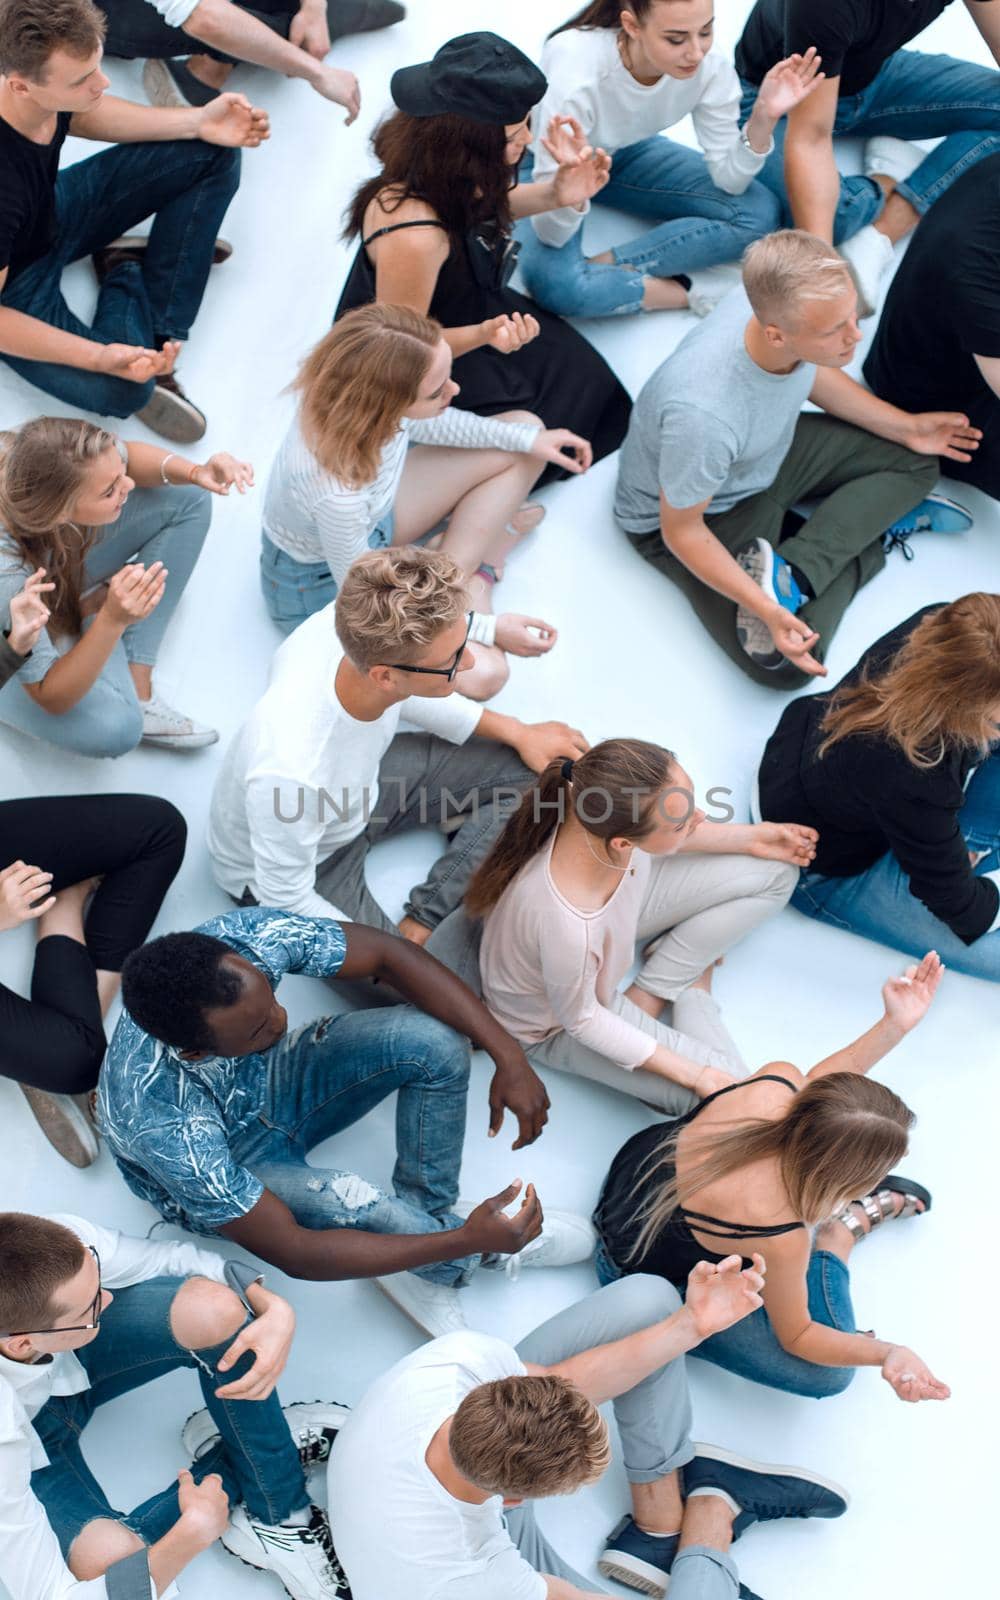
[598,1515,679,1596]
[882,492,974,559]
[734,538,804,669]
[683,1444,849,1541]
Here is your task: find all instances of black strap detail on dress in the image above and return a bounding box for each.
[361,219,448,247]
[677,1074,805,1240]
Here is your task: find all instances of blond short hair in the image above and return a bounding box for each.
[450,1375,612,1499]
[742,230,853,328]
[334,547,470,672]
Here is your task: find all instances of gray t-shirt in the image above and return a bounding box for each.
[614,286,817,531]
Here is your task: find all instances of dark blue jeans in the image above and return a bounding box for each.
[0,138,240,416]
[740,47,1000,242]
[594,1242,856,1399]
[31,1276,308,1558]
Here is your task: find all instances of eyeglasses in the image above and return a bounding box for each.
[384,613,473,684]
[0,1246,104,1338]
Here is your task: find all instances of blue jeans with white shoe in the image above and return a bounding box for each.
[259,514,394,635]
[740,48,1000,242]
[791,750,1000,983]
[31,1276,308,1559]
[515,143,780,318]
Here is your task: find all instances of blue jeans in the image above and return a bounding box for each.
[1,140,240,416]
[230,1005,480,1286]
[740,48,1000,242]
[792,751,1000,982]
[517,138,779,317]
[594,1241,856,1399]
[0,485,211,758]
[259,516,393,636]
[31,1276,308,1557]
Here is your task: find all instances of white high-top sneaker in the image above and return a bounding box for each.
[375,1272,468,1338]
[221,1502,351,1598]
[182,1400,351,1477]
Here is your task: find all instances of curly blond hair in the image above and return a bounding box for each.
[334,547,470,671]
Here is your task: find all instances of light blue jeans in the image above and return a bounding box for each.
[791,751,1000,982]
[516,141,780,317]
[739,47,1000,242]
[594,1241,856,1399]
[0,485,210,757]
[229,1004,480,1286]
[260,515,393,635]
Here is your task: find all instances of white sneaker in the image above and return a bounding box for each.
[686,262,743,319]
[838,224,894,319]
[376,1272,468,1338]
[183,1400,351,1474]
[140,693,218,750]
[864,135,925,186]
[504,1210,598,1279]
[221,1502,351,1598]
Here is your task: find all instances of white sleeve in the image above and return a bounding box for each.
[528,78,600,249]
[402,691,482,744]
[312,488,380,589]
[0,1400,170,1600]
[243,777,351,921]
[692,57,770,194]
[49,1215,229,1290]
[142,0,200,26]
[408,410,540,454]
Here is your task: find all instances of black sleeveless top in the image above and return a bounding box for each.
[594,1076,807,1288]
[334,214,631,481]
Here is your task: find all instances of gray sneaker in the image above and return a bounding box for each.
[19,1085,100,1167]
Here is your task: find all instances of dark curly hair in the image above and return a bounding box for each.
[344,110,516,245]
[121,932,244,1052]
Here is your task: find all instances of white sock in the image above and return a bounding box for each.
[686,1487,741,1517]
[257,1503,312,1529]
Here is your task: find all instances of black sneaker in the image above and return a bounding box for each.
[329,0,405,41]
[136,371,207,444]
[683,1444,849,1541]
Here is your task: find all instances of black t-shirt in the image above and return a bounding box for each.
[865,151,1000,421]
[0,110,71,285]
[737,0,973,96]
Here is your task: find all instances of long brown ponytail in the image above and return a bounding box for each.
[465,737,677,915]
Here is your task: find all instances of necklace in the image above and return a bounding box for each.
[582,831,635,876]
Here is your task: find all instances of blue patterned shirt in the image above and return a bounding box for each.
[98,908,348,1234]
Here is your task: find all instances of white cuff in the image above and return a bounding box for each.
[468,611,497,648]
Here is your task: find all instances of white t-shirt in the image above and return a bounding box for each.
[143,0,200,27]
[328,1332,546,1600]
[531,27,768,249]
[207,605,482,919]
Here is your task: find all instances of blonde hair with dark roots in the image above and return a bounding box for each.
[628,1072,915,1262]
[0,416,119,638]
[742,229,853,328]
[295,304,442,489]
[819,592,1000,769]
[449,1374,611,1499]
[334,547,470,672]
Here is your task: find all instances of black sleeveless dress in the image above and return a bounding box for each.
[335,216,631,483]
[594,1075,807,1287]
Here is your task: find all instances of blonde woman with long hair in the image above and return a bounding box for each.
[260,303,590,699]
[0,416,251,757]
[595,952,950,1402]
[758,594,1000,979]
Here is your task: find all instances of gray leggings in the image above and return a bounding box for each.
[508,1275,740,1599]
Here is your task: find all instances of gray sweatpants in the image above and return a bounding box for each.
[508,1275,740,1598]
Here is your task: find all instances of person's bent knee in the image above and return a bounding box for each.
[58,703,144,760]
[799,1363,856,1399]
[170,1276,246,1350]
[500,408,544,432]
[606,1271,683,1327]
[405,1013,472,1082]
[69,1518,145,1580]
[461,649,510,701]
[762,859,799,904]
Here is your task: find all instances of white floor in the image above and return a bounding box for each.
[1,2,997,1596]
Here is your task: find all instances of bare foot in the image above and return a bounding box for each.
[36,878,101,945]
[690,957,724,994]
[187,54,235,90]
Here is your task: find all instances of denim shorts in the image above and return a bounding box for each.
[260,515,393,636]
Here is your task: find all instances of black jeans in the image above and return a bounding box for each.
[0,795,186,1093]
[104,0,315,64]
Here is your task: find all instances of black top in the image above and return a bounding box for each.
[594,1076,805,1289]
[758,607,1000,944]
[0,634,25,689]
[334,213,631,479]
[736,0,973,97]
[0,111,71,284]
[865,152,1000,421]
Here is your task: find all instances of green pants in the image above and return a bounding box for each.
[624,412,939,688]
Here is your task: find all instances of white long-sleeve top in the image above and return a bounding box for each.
[262,407,540,576]
[0,1216,229,1600]
[207,605,482,921]
[531,27,770,250]
[479,838,657,1069]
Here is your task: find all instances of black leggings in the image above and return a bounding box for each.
[0,795,186,1093]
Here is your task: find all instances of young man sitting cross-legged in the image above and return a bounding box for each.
[328,1256,850,1600]
[98,906,596,1342]
[0,1209,350,1598]
[0,0,269,441]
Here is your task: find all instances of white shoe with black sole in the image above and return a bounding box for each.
[221,1503,352,1599]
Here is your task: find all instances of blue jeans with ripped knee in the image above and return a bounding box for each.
[230,1005,480,1286]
